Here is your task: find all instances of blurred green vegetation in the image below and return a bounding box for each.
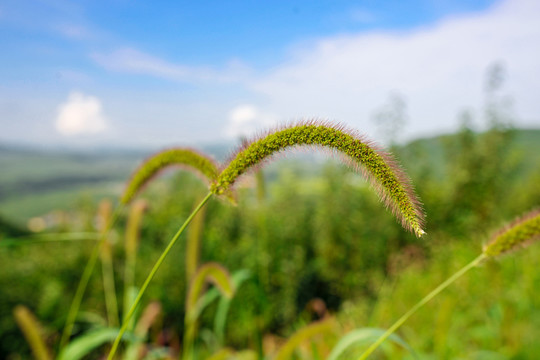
[0,124,539,359]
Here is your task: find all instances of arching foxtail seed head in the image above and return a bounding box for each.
[483,209,540,257]
[211,120,425,236]
[121,148,219,204]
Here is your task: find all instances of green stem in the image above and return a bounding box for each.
[123,239,137,331]
[59,206,123,352]
[101,239,120,327]
[107,192,213,360]
[358,253,487,360]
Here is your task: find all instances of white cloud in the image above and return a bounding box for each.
[56,92,108,136]
[247,0,540,140]
[92,48,250,84]
[225,104,279,138]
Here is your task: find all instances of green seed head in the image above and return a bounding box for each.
[125,199,148,257]
[483,209,540,257]
[121,148,219,204]
[186,262,234,316]
[211,121,425,236]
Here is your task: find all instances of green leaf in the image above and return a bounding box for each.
[57,327,135,360]
[214,269,252,345]
[327,327,417,360]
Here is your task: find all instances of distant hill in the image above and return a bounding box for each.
[0,143,232,224]
[399,128,540,179]
[0,128,538,226]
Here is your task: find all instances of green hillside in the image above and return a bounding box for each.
[1,127,539,359]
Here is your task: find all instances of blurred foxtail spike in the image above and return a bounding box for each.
[483,209,540,257]
[121,148,219,204]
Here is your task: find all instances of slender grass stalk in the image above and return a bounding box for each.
[124,199,147,329]
[59,205,123,351]
[358,253,487,359]
[13,305,52,360]
[185,196,206,283]
[107,192,213,360]
[98,200,120,327]
[101,238,119,327]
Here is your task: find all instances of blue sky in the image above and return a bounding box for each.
[1,0,539,148]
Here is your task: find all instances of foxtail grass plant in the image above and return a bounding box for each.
[107,120,425,359]
[61,147,219,353]
[359,208,540,359]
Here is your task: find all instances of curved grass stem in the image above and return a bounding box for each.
[358,253,487,360]
[59,206,123,352]
[107,192,213,360]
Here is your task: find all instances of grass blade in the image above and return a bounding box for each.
[327,327,417,360]
[58,327,135,360]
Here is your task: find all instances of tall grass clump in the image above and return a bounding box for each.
[108,120,425,359]
[359,208,540,359]
[61,147,219,353]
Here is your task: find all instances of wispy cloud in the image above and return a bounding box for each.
[246,0,540,139]
[55,23,94,40]
[92,48,251,84]
[348,8,377,24]
[69,0,540,145]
